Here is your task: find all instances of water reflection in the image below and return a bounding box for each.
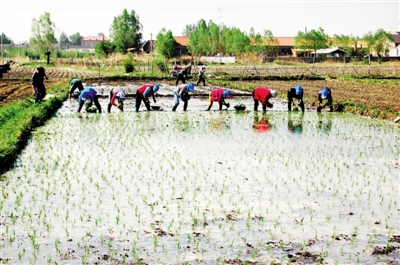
[210,115,230,131]
[317,113,333,134]
[288,112,304,134]
[253,112,271,133]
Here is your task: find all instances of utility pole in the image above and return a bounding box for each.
[150,33,153,53]
[1,32,3,65]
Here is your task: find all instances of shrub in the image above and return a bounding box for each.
[123,53,135,73]
[151,57,168,73]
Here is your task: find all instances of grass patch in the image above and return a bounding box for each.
[0,83,68,175]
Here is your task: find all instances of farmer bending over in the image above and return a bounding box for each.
[317,87,333,112]
[206,89,232,111]
[77,87,102,113]
[172,82,195,111]
[288,85,305,112]
[252,87,278,112]
[32,65,48,103]
[135,84,160,112]
[69,78,84,99]
[107,88,125,112]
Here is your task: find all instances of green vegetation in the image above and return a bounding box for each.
[0,84,68,174]
[110,8,143,53]
[30,12,56,64]
[156,28,176,59]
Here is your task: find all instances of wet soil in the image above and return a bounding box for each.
[1,97,399,264]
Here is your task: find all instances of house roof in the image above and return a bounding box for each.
[249,36,294,47]
[391,32,400,44]
[274,37,294,46]
[174,36,189,46]
[82,36,109,41]
[311,48,347,54]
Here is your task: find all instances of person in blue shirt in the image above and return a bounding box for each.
[77,87,102,113]
[317,87,333,112]
[288,85,305,112]
[172,82,195,111]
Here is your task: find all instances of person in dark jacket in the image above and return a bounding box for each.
[172,82,195,111]
[196,65,206,86]
[288,85,305,112]
[69,78,85,99]
[206,89,232,111]
[175,63,192,85]
[317,87,333,112]
[135,84,160,112]
[31,66,48,103]
[252,87,278,112]
[77,87,102,113]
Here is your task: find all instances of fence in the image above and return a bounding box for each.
[202,56,236,64]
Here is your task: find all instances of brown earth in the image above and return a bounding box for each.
[1,66,399,115]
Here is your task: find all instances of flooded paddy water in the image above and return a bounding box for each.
[1,83,399,265]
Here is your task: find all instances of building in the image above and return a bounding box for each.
[81,36,110,49]
[389,32,400,56]
[311,48,348,57]
[174,36,189,55]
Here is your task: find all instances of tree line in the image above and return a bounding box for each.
[1,9,394,63]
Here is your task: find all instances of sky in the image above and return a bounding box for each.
[1,0,399,44]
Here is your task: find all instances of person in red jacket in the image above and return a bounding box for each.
[252,87,278,111]
[206,89,232,111]
[135,84,160,112]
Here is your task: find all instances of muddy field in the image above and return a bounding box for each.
[1,102,399,264]
[1,66,399,113]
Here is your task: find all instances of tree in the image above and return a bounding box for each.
[294,27,328,68]
[110,9,142,53]
[187,19,220,56]
[59,31,70,46]
[98,32,105,36]
[182,23,196,36]
[330,34,353,55]
[30,11,56,64]
[94,41,116,58]
[1,33,14,44]
[372,29,393,56]
[155,28,176,59]
[221,27,250,55]
[263,29,277,56]
[69,32,83,45]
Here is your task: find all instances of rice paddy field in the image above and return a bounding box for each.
[1,82,399,265]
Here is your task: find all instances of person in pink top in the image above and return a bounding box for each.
[107,88,125,112]
[252,87,278,112]
[206,89,232,111]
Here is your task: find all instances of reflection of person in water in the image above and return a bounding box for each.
[210,115,230,131]
[317,113,333,134]
[287,112,304,134]
[253,112,271,133]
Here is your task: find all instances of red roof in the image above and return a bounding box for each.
[274,37,294,46]
[82,36,110,41]
[174,36,189,46]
